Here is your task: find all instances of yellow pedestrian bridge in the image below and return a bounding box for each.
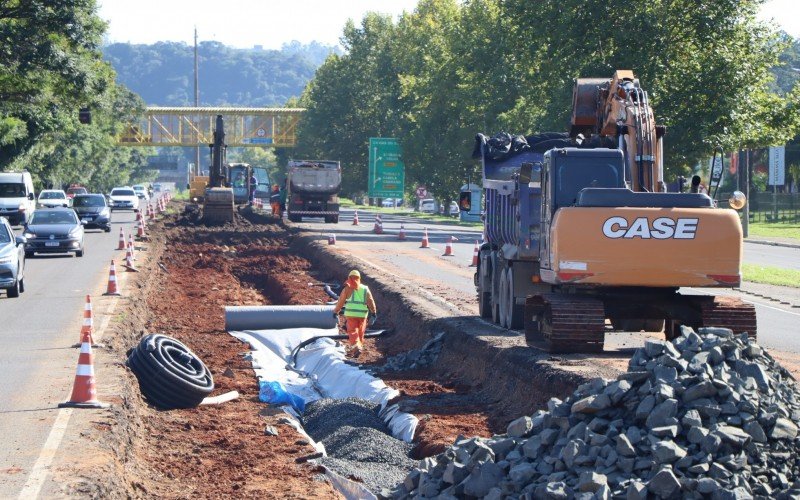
[118,107,305,147]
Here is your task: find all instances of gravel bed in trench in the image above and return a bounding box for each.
[303,398,416,494]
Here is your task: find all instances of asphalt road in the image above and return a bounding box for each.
[0,209,140,496]
[296,208,800,352]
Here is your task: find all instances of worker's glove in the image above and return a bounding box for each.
[369,312,377,326]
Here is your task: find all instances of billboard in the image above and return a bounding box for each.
[769,146,786,186]
[368,138,405,198]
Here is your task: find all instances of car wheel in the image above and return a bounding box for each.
[24,251,33,258]
[7,280,20,298]
[76,248,84,257]
[18,278,25,293]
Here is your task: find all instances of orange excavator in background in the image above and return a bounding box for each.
[472,70,755,352]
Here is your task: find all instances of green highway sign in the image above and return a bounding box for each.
[368,138,405,198]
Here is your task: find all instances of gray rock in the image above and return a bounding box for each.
[463,462,503,497]
[647,467,681,498]
[644,340,666,357]
[482,487,503,500]
[264,425,279,436]
[683,381,718,403]
[544,481,569,499]
[635,395,656,421]
[646,399,679,429]
[688,463,710,474]
[687,426,709,444]
[577,471,607,493]
[654,441,687,463]
[770,417,798,440]
[651,426,679,438]
[743,421,767,443]
[709,346,726,365]
[488,437,516,459]
[709,462,733,480]
[522,436,542,459]
[616,434,636,457]
[711,487,754,500]
[560,439,584,469]
[571,394,612,414]
[507,416,533,438]
[702,433,723,454]
[697,477,719,494]
[744,344,762,358]
[715,426,751,448]
[682,409,703,427]
[654,365,678,383]
[508,462,537,486]
[626,480,647,500]
[442,462,466,484]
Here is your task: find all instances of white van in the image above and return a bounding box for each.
[0,172,36,226]
[418,198,437,213]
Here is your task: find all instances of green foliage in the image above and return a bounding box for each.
[102,41,338,106]
[297,0,800,199]
[0,0,150,190]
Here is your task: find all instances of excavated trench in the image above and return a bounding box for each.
[109,205,598,498]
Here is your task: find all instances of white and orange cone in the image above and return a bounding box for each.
[116,228,126,250]
[443,235,458,256]
[124,246,137,272]
[328,234,336,245]
[103,260,121,296]
[59,331,109,409]
[352,210,359,226]
[373,215,383,234]
[470,240,480,266]
[148,203,155,220]
[420,227,430,248]
[76,295,94,346]
[398,224,406,240]
[137,217,146,238]
[127,235,136,261]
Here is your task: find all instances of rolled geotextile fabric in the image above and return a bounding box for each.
[225,305,337,331]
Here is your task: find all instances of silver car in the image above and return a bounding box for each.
[0,216,26,297]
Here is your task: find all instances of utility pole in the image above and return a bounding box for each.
[194,27,200,176]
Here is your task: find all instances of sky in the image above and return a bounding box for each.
[96,0,800,50]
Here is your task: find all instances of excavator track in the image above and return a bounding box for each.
[699,296,757,339]
[540,295,606,353]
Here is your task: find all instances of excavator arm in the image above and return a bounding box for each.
[571,70,666,192]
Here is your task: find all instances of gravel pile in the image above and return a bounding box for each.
[303,398,416,494]
[392,327,800,499]
[374,332,445,374]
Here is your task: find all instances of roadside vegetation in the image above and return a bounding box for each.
[0,0,153,191]
[742,263,800,288]
[748,222,800,240]
[294,0,800,204]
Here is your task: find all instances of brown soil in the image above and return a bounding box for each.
[109,206,500,497]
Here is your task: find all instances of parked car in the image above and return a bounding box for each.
[66,186,88,199]
[0,216,26,297]
[449,201,459,217]
[0,171,36,226]
[419,198,437,213]
[23,208,85,257]
[37,189,70,208]
[132,185,150,201]
[72,194,112,232]
[381,198,403,208]
[108,187,139,211]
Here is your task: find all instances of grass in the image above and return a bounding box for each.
[742,263,800,288]
[747,222,800,241]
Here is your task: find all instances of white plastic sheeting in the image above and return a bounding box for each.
[230,328,418,443]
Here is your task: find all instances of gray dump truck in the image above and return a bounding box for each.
[286,160,341,223]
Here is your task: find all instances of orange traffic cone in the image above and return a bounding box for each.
[77,295,94,346]
[443,235,458,256]
[352,210,359,226]
[137,217,146,238]
[398,224,406,240]
[148,203,155,220]
[103,260,121,296]
[470,240,480,266]
[328,234,336,245]
[420,227,430,248]
[373,215,383,234]
[128,235,136,261]
[124,246,137,272]
[116,228,126,250]
[59,331,109,409]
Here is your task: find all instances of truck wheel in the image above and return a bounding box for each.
[499,268,509,328]
[506,270,524,329]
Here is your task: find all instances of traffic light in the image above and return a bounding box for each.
[78,107,91,125]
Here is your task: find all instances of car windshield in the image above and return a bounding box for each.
[0,225,11,243]
[0,183,25,198]
[73,195,105,207]
[112,189,135,196]
[133,186,144,192]
[40,191,65,199]
[67,187,87,194]
[31,211,78,225]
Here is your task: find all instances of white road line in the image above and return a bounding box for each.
[18,247,125,498]
[17,408,73,499]
[685,288,800,318]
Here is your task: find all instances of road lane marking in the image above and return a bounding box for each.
[685,288,800,318]
[17,408,73,499]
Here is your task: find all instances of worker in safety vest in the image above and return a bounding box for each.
[332,270,377,356]
[269,184,281,217]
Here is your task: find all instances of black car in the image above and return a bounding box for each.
[23,208,85,257]
[72,194,112,232]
